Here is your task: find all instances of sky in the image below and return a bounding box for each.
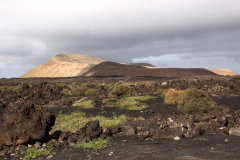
[1,0,240,78]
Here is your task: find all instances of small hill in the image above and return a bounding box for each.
[83,61,217,77]
[21,53,106,78]
[210,69,238,76]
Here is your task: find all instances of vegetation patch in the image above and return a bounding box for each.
[164,89,183,105]
[47,83,69,88]
[110,84,131,97]
[81,82,95,87]
[95,85,103,89]
[177,88,215,114]
[73,100,95,109]
[104,83,115,91]
[0,84,23,92]
[103,95,156,110]
[71,86,87,96]
[53,111,127,132]
[102,98,117,103]
[74,137,113,150]
[154,89,168,97]
[23,146,54,159]
[85,88,99,96]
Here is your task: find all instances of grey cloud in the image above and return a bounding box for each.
[1,0,240,77]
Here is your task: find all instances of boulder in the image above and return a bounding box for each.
[229,127,240,136]
[0,101,55,147]
[154,127,183,139]
[120,126,136,135]
[85,120,102,138]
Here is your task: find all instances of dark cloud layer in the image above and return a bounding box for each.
[1,0,240,77]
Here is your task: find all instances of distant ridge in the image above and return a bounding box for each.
[21,53,237,78]
[129,63,155,67]
[21,53,106,78]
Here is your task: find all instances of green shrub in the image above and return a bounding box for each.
[71,87,86,96]
[61,89,72,96]
[85,88,99,96]
[177,88,215,114]
[110,84,132,97]
[81,83,95,87]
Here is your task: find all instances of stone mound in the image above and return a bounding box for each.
[210,69,238,76]
[83,61,217,77]
[21,53,106,78]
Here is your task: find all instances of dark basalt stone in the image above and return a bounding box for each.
[0,101,55,147]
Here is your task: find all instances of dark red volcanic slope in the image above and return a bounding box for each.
[82,61,217,77]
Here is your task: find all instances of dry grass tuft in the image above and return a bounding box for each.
[164,89,183,105]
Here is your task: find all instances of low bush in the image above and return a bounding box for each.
[110,84,130,97]
[177,88,215,114]
[71,87,87,96]
[104,83,115,92]
[81,82,95,87]
[85,88,99,96]
[164,89,183,104]
[61,89,72,96]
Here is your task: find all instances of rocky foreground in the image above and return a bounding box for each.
[0,75,240,159]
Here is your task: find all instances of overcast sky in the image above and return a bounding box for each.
[1,0,240,78]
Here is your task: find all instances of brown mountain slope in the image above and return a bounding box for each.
[82,61,217,77]
[21,53,106,78]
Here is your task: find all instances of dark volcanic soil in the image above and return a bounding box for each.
[1,75,240,160]
[48,134,240,160]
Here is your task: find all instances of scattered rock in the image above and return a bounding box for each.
[137,131,150,139]
[33,142,41,148]
[162,82,167,86]
[121,126,136,135]
[59,131,72,142]
[108,151,115,156]
[229,127,240,136]
[174,136,180,140]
